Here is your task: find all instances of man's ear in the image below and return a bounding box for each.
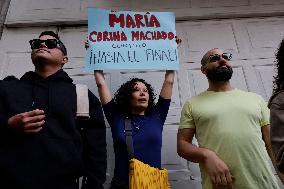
[201,66,206,74]
[62,56,68,64]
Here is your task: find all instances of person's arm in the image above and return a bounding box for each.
[7,109,45,134]
[261,124,284,184]
[177,128,233,188]
[160,70,175,99]
[86,34,112,105]
[94,70,112,105]
[0,86,11,134]
[79,91,107,189]
[159,37,181,99]
[0,81,45,134]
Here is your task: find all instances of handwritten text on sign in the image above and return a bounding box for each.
[86,8,179,70]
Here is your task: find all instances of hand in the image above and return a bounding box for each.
[175,36,182,47]
[8,109,45,134]
[204,150,233,189]
[85,35,89,49]
[94,70,104,81]
[94,70,103,74]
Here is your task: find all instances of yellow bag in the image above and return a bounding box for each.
[129,158,170,189]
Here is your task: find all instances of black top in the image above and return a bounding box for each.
[0,69,106,189]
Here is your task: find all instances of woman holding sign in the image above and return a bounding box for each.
[91,38,180,189]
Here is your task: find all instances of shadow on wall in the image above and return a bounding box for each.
[0,0,11,39]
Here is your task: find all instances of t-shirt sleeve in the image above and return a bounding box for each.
[179,100,196,129]
[259,96,270,127]
[155,95,171,123]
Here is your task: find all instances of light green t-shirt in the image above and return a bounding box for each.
[180,89,279,189]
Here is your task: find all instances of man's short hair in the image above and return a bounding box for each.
[201,54,209,66]
[39,31,67,56]
[201,48,219,66]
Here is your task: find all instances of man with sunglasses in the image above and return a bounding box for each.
[0,31,106,189]
[177,48,280,189]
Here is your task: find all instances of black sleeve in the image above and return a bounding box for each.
[102,99,116,126]
[0,82,12,134]
[77,90,107,189]
[0,83,6,132]
[0,81,26,140]
[155,96,171,124]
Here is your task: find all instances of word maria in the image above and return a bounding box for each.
[109,13,160,28]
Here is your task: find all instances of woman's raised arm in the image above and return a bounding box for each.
[159,70,175,99]
[94,70,112,105]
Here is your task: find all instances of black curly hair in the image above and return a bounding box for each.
[114,78,156,116]
[273,38,284,94]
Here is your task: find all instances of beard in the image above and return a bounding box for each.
[206,66,233,82]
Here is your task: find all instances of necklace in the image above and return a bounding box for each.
[132,116,147,130]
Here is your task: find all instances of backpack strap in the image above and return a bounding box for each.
[125,117,135,159]
[75,84,90,189]
[75,84,90,120]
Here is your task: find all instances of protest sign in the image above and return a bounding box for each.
[86,8,179,70]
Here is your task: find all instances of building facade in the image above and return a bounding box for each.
[1,0,284,188]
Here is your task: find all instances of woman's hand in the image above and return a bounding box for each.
[85,35,89,49]
[175,36,182,47]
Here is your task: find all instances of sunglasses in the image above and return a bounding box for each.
[207,53,232,64]
[29,39,60,49]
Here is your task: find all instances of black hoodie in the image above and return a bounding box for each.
[0,69,106,189]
